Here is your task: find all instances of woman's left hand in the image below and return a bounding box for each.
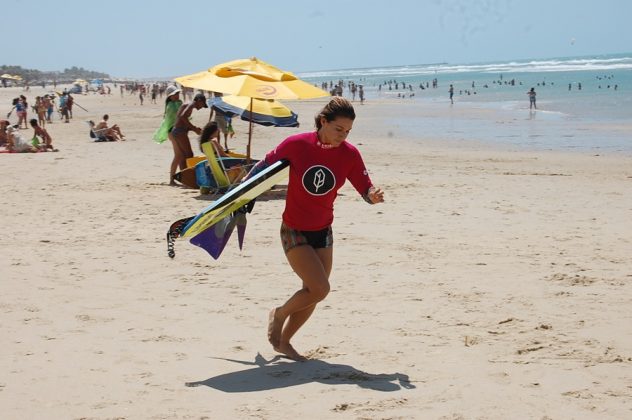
[368,187,385,204]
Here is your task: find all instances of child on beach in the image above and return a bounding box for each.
[30,119,56,151]
[35,96,47,127]
[247,97,384,361]
[44,95,54,123]
[528,87,537,109]
[15,96,28,128]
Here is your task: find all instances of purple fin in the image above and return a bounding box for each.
[235,213,247,250]
[190,215,236,259]
[189,213,249,259]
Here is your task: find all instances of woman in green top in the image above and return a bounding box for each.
[153,85,183,185]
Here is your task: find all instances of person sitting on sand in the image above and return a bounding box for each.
[96,114,126,141]
[30,119,56,151]
[6,126,37,153]
[199,121,229,158]
[0,120,9,147]
[198,120,251,184]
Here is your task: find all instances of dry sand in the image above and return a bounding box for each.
[1,86,631,419]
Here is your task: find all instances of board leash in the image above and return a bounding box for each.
[166,216,194,258]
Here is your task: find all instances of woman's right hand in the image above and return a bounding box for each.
[367,187,385,204]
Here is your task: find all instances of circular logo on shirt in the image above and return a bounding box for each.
[302,165,336,196]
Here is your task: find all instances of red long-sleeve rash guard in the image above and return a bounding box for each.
[264,131,373,231]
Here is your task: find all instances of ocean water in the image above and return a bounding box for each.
[299,53,632,152]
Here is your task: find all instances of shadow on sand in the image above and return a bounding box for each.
[185,353,415,393]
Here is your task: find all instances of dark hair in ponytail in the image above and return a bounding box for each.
[199,121,219,152]
[314,97,355,130]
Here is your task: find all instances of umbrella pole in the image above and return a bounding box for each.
[247,97,253,163]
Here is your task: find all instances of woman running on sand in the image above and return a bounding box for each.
[246,97,384,360]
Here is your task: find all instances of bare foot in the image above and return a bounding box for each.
[268,308,283,348]
[274,342,307,361]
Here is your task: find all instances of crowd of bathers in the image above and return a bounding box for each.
[1,82,173,153]
[1,92,67,152]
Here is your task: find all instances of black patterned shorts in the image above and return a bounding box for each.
[280,223,333,253]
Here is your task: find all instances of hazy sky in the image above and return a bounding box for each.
[3,0,631,78]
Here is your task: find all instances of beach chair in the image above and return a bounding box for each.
[86,120,112,142]
[198,142,256,194]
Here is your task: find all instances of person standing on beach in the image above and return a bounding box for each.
[35,96,46,128]
[247,97,385,361]
[66,94,74,119]
[153,85,183,185]
[449,84,454,104]
[527,87,537,109]
[209,92,231,151]
[42,95,53,124]
[15,95,28,128]
[59,93,70,123]
[170,93,207,182]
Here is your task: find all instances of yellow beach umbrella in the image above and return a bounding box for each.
[74,79,87,85]
[175,57,327,100]
[175,57,328,159]
[1,74,21,80]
